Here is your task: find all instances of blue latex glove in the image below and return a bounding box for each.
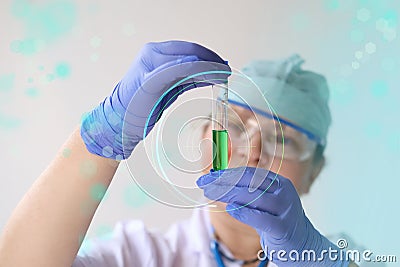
[81,41,230,159]
[197,167,350,266]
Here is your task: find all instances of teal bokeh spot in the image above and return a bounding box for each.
[0,113,21,129]
[39,5,74,37]
[78,236,92,254]
[0,74,15,92]
[376,18,389,32]
[324,0,340,10]
[90,183,107,201]
[355,50,363,59]
[370,80,389,98]
[90,53,99,62]
[123,185,148,208]
[10,40,22,53]
[11,0,29,17]
[382,29,396,42]
[25,87,39,97]
[365,42,376,54]
[10,39,42,55]
[11,0,77,43]
[62,148,72,158]
[55,62,71,78]
[95,225,113,240]
[102,146,113,157]
[20,39,36,55]
[10,0,76,55]
[351,61,360,69]
[90,36,102,48]
[350,29,364,43]
[80,112,90,124]
[357,8,371,22]
[375,16,397,42]
[383,10,398,27]
[46,73,55,82]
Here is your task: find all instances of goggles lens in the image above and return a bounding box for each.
[227,109,317,162]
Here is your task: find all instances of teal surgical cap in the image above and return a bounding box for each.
[228,54,331,146]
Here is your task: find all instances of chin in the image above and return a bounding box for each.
[210,201,259,236]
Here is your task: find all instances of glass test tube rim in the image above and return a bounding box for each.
[212,82,229,131]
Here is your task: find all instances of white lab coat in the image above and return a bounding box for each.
[72,208,277,267]
[72,208,374,267]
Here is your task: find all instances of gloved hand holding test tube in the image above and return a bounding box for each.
[212,82,229,171]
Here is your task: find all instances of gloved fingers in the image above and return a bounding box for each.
[201,184,288,215]
[135,41,227,74]
[157,77,236,115]
[121,55,200,92]
[196,167,282,193]
[118,56,198,109]
[146,41,226,64]
[226,203,284,233]
[154,81,209,113]
[143,59,231,92]
[121,60,230,142]
[122,60,230,122]
[141,60,230,118]
[138,81,204,127]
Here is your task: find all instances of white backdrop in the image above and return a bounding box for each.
[1,0,399,259]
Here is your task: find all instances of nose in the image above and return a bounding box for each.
[246,134,260,167]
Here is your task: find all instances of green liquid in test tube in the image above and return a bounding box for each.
[212,82,229,171]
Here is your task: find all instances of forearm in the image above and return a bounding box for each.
[0,127,119,267]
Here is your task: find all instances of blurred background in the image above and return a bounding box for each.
[0,0,399,260]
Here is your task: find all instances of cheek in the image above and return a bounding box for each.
[200,130,213,173]
[228,135,232,160]
[268,159,313,194]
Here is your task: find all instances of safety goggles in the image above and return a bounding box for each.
[226,102,320,162]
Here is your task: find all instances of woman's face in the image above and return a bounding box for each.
[201,104,322,195]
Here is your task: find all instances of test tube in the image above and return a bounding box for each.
[212,82,229,171]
